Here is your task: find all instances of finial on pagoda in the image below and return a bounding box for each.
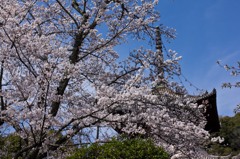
[155,26,166,88]
[156,26,162,55]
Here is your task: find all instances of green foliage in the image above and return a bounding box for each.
[0,134,23,159]
[207,142,232,156]
[207,113,240,156]
[0,130,76,159]
[67,137,169,159]
[220,113,240,153]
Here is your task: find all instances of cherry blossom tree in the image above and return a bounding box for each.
[0,0,209,158]
[217,60,240,113]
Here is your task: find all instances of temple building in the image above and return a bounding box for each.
[153,27,220,133]
[113,27,220,135]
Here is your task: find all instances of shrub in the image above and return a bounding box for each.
[206,113,240,156]
[0,134,22,159]
[67,137,169,159]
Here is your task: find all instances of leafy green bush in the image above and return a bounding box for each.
[67,137,169,159]
[0,134,23,159]
[206,113,240,156]
[207,142,232,156]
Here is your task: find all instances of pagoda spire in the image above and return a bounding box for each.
[155,27,165,87]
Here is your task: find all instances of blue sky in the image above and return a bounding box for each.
[156,0,240,116]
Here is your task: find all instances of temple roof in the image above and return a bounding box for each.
[153,85,216,103]
[186,88,216,102]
